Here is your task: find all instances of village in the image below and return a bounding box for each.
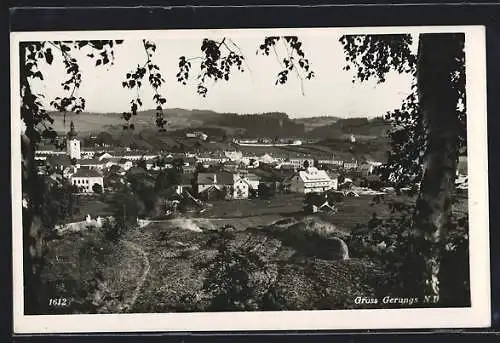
[35,121,406,231]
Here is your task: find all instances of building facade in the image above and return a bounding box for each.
[289,167,337,194]
[71,169,104,193]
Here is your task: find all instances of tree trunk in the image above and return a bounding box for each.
[20,42,45,314]
[410,33,464,302]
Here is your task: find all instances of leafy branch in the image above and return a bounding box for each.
[122,39,167,131]
[339,34,416,83]
[257,36,315,94]
[177,37,246,97]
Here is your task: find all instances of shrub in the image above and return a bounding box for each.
[201,228,281,311]
[92,183,103,194]
[347,198,470,305]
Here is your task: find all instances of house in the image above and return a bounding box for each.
[359,163,376,175]
[232,174,250,199]
[36,143,66,156]
[304,193,337,214]
[343,161,359,170]
[289,167,336,194]
[62,165,78,179]
[197,171,233,194]
[277,163,296,171]
[197,171,250,200]
[326,171,340,190]
[71,169,104,193]
[241,155,259,167]
[119,158,133,171]
[78,158,105,170]
[258,153,277,165]
[318,155,343,167]
[104,173,126,192]
[225,150,243,162]
[196,152,226,167]
[343,190,360,197]
[245,172,260,191]
[80,148,96,159]
[194,131,208,141]
[97,152,113,161]
[288,157,315,170]
[222,160,241,172]
[174,174,195,195]
[46,154,73,171]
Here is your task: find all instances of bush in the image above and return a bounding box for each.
[92,183,103,193]
[201,228,281,311]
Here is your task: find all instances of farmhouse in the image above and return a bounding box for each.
[71,169,104,193]
[197,171,233,195]
[304,193,337,214]
[197,171,252,200]
[232,174,250,199]
[288,167,337,194]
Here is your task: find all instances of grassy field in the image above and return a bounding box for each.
[40,191,469,313]
[202,194,304,218]
[70,196,116,221]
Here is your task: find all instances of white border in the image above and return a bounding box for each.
[11,26,490,333]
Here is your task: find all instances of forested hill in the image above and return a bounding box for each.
[49,109,390,139]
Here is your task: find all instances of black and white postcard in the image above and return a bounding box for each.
[10,26,490,333]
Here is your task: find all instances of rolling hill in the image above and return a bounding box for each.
[50,108,389,140]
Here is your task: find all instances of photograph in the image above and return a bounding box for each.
[10,25,490,333]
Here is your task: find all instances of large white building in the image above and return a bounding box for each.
[71,169,104,193]
[289,167,337,194]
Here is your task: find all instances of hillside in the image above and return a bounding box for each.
[49,109,390,149]
[293,116,341,132]
[308,117,389,139]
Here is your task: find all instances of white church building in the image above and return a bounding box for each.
[66,121,81,160]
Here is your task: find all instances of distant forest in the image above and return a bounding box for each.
[49,108,390,142]
[208,112,305,138]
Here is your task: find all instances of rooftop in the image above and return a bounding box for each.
[298,167,332,182]
[197,171,234,185]
[78,158,103,165]
[72,169,103,178]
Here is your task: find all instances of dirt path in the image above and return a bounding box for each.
[120,239,150,312]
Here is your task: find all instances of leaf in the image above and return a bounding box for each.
[44,49,53,65]
[33,71,44,80]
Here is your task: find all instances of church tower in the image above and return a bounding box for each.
[66,121,81,160]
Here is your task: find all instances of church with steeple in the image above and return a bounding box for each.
[66,121,81,160]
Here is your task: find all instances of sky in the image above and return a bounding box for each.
[32,32,417,119]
